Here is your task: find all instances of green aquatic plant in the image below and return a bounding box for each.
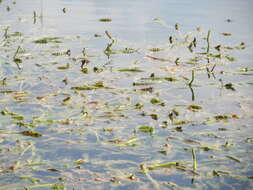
[118,68,144,72]
[33,37,62,44]
[13,45,22,69]
[138,126,154,134]
[99,18,112,22]
[71,81,111,91]
[192,148,197,171]
[188,70,195,87]
[20,131,42,137]
[1,109,24,120]
[207,30,211,53]
[0,5,251,189]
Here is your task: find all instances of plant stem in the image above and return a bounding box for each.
[207,30,211,53]
[192,148,197,171]
[188,70,195,87]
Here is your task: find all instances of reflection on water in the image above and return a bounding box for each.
[0,0,253,189]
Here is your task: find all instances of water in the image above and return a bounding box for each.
[0,0,253,189]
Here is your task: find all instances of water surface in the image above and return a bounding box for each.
[0,0,253,189]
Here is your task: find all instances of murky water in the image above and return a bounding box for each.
[0,0,253,189]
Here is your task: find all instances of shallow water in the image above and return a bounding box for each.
[0,0,253,189]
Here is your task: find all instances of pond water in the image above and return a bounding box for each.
[0,0,253,189]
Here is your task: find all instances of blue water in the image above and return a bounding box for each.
[0,0,253,189]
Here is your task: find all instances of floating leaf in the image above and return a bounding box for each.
[175,23,179,30]
[13,57,22,64]
[164,77,177,82]
[172,120,191,125]
[221,33,232,36]
[158,150,169,155]
[20,131,42,137]
[51,184,65,190]
[213,170,230,176]
[184,139,200,144]
[118,68,143,72]
[74,159,86,165]
[138,126,154,133]
[148,48,164,52]
[225,83,235,91]
[139,87,153,93]
[94,33,101,37]
[146,55,171,62]
[47,168,61,172]
[20,176,40,184]
[108,139,124,143]
[121,47,138,54]
[99,18,112,22]
[173,126,183,132]
[188,104,202,111]
[108,138,138,146]
[146,162,184,170]
[133,81,160,86]
[199,146,215,151]
[163,181,178,188]
[150,98,161,104]
[33,37,62,44]
[135,103,144,109]
[57,63,70,70]
[62,96,71,103]
[16,121,35,128]
[71,81,110,91]
[225,56,236,62]
[103,128,113,133]
[225,155,241,163]
[52,50,70,56]
[214,115,229,121]
[150,113,158,120]
[12,115,24,120]
[1,110,24,120]
[110,177,120,184]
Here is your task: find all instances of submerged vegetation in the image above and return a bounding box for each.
[0,0,253,190]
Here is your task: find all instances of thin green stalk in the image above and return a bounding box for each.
[4,27,9,39]
[188,70,195,87]
[13,46,20,59]
[105,30,114,42]
[13,45,21,70]
[189,86,195,101]
[211,64,216,72]
[192,148,197,171]
[33,11,37,24]
[207,30,211,53]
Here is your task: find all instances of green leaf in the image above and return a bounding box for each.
[148,48,164,52]
[138,126,154,133]
[118,68,143,72]
[225,155,241,163]
[20,131,42,138]
[71,81,110,91]
[225,83,236,91]
[172,120,191,125]
[1,109,24,120]
[99,18,112,22]
[188,104,202,111]
[33,37,62,44]
[74,159,86,165]
[146,162,183,170]
[150,98,160,104]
